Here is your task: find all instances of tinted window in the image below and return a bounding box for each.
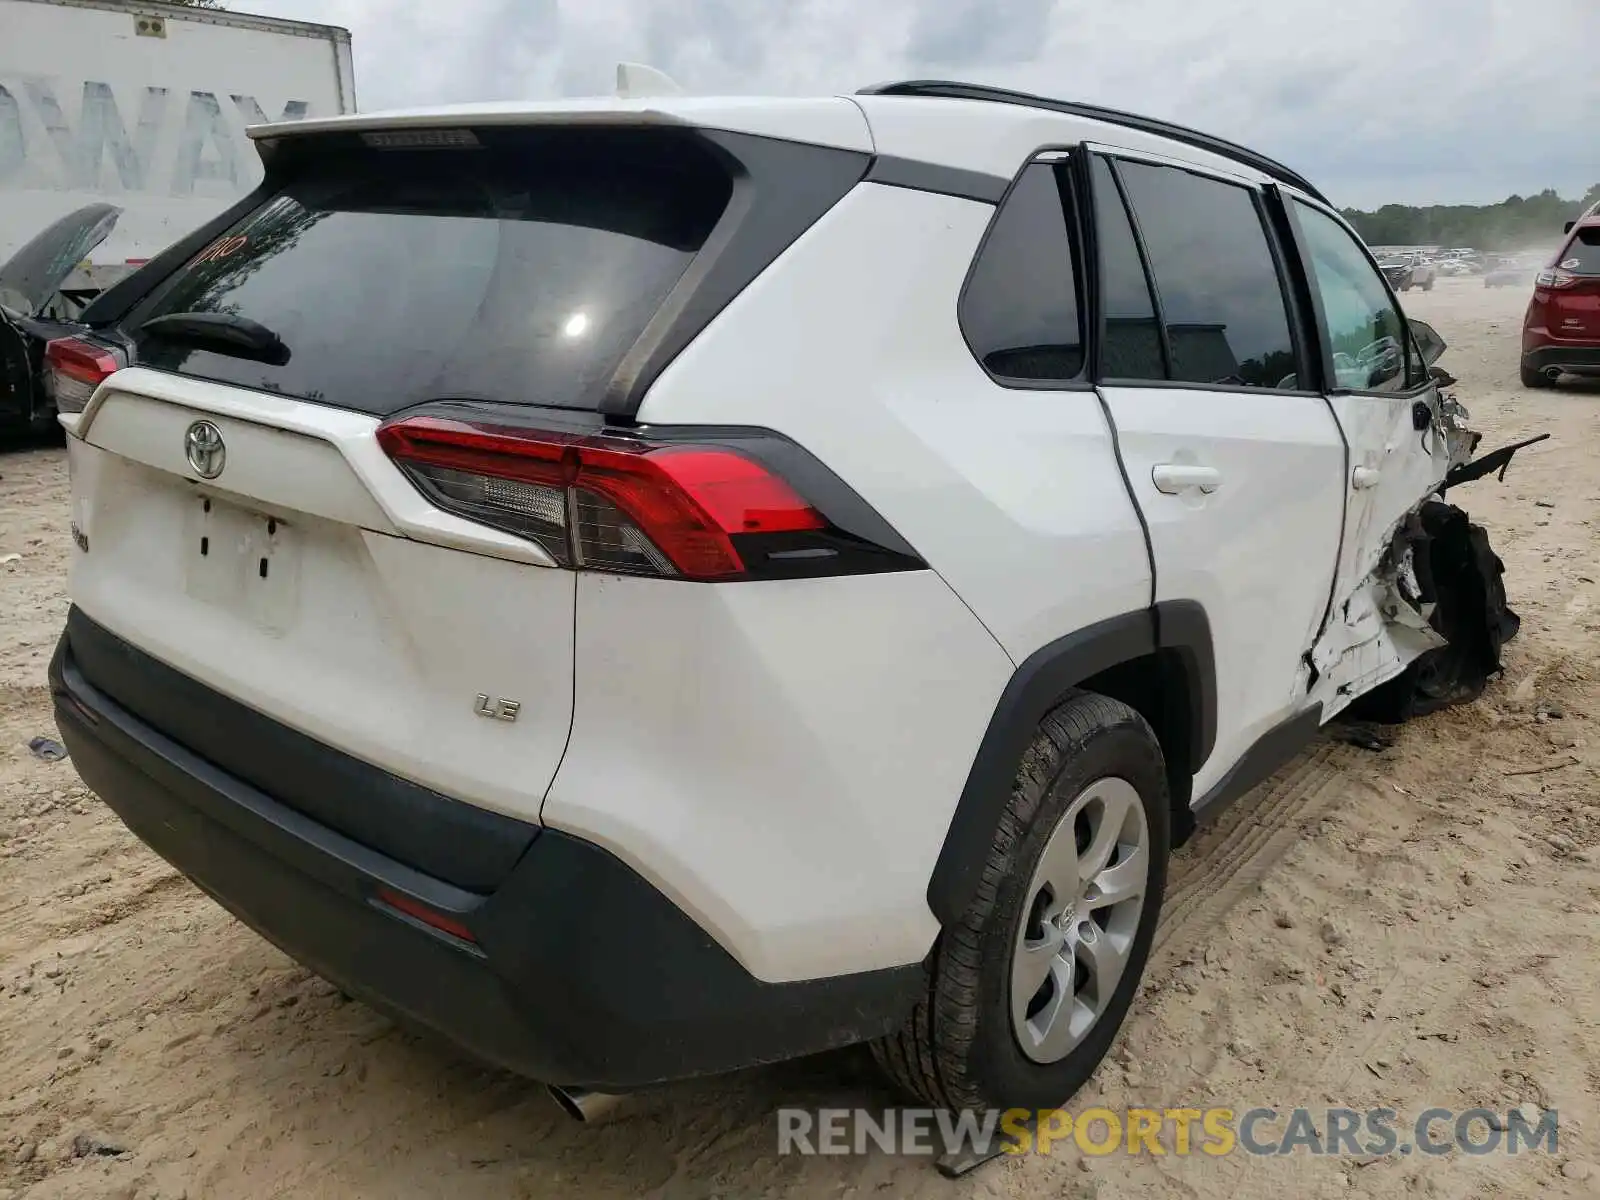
[1292,200,1410,392]
[126,129,732,414]
[1115,161,1302,390]
[960,162,1084,382]
[1089,157,1165,380]
[1562,227,1600,274]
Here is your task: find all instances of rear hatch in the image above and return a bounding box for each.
[0,204,120,318]
[61,123,748,885]
[1541,226,1600,340]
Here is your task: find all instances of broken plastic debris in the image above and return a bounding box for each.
[1334,725,1392,752]
[28,736,68,762]
[1441,433,1551,491]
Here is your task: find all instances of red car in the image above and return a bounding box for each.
[1522,206,1600,388]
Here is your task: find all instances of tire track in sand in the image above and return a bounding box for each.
[1153,737,1358,963]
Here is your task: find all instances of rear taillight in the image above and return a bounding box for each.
[1535,270,1579,289]
[44,337,123,414]
[377,414,918,581]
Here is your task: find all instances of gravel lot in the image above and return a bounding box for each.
[2,278,1598,1199]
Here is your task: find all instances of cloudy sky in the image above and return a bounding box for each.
[245,0,1598,210]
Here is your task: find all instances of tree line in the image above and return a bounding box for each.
[1341,184,1600,251]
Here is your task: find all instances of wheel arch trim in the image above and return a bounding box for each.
[927,601,1216,927]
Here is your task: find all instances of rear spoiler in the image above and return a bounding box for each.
[246,102,698,143]
[247,64,696,142]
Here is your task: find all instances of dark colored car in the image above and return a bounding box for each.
[1521,218,1600,387]
[0,204,122,433]
[1377,256,1414,292]
[1484,255,1533,288]
[1378,253,1435,292]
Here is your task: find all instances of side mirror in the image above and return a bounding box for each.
[1410,319,1448,366]
[1359,338,1404,387]
[1566,221,1576,234]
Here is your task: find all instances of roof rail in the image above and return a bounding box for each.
[855,80,1327,203]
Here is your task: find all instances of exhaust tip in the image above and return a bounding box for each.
[547,1084,628,1124]
[1544,367,1563,381]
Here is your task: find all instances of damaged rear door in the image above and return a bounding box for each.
[1286,196,1458,716]
[1089,154,1347,799]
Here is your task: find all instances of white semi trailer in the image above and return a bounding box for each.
[0,0,355,428]
[0,0,355,270]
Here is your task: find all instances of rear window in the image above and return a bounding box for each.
[1561,227,1600,275]
[959,161,1085,382]
[1113,160,1302,391]
[125,128,733,414]
[1090,156,1165,380]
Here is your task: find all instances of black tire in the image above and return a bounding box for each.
[872,691,1169,1111]
[1520,364,1554,389]
[26,401,62,440]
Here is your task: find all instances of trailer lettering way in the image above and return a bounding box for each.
[0,78,311,196]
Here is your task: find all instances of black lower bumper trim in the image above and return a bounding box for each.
[62,608,537,892]
[50,624,923,1089]
[1524,345,1600,376]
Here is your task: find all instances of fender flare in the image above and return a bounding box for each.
[926,601,1216,928]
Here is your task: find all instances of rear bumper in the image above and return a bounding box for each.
[1522,344,1600,377]
[50,614,923,1090]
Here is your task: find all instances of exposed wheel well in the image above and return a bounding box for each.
[1080,651,1199,845]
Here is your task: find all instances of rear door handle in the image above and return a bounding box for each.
[1151,463,1223,494]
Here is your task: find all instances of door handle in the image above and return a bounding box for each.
[1352,466,1382,490]
[1151,463,1223,494]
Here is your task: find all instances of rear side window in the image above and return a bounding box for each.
[960,162,1085,383]
[1561,227,1600,274]
[1089,157,1165,380]
[1114,160,1303,391]
[125,129,733,414]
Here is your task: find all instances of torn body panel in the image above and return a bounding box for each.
[1309,370,1490,716]
[1311,376,1526,724]
[1342,500,1521,723]
[1311,530,1448,722]
[1436,390,1481,472]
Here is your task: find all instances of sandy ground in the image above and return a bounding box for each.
[2,278,1598,1200]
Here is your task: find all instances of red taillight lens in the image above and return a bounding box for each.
[44,337,122,414]
[645,448,826,535]
[377,415,826,580]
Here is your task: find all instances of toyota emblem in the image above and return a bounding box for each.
[184,420,226,479]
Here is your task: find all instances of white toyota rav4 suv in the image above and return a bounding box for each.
[48,80,1520,1115]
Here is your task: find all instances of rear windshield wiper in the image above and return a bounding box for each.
[140,311,290,366]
